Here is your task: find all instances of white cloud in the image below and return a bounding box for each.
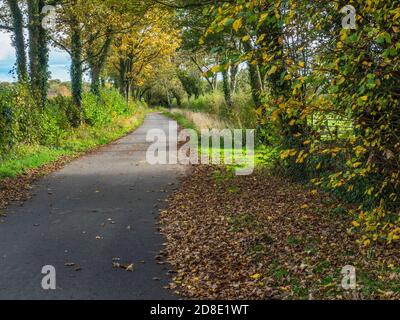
[0,31,72,82]
[0,32,15,60]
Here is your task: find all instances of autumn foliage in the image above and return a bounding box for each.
[203,0,399,244]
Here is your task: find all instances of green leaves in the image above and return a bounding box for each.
[376,32,392,44]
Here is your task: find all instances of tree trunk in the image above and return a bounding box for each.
[6,0,28,82]
[222,68,233,108]
[125,81,130,105]
[243,40,263,108]
[230,63,238,93]
[70,24,83,126]
[171,89,181,107]
[27,0,49,106]
[118,58,126,97]
[27,0,40,88]
[212,73,218,91]
[37,0,49,107]
[89,30,113,95]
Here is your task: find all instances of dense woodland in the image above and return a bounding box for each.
[0,0,399,256]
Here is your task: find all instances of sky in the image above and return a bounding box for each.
[0,31,71,82]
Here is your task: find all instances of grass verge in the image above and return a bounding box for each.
[161,108,279,170]
[161,109,197,131]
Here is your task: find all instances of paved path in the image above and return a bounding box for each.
[0,113,187,300]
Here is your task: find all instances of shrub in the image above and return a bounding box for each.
[0,87,15,152]
[46,95,79,130]
[83,88,131,126]
[0,86,138,155]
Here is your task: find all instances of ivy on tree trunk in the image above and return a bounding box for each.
[27,0,49,107]
[6,0,28,82]
[70,23,83,126]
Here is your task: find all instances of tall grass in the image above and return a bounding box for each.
[169,109,230,131]
[178,90,257,129]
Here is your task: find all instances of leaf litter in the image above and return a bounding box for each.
[159,166,400,300]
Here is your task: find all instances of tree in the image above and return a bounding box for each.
[178,2,240,106]
[27,0,50,107]
[107,7,180,104]
[5,0,28,82]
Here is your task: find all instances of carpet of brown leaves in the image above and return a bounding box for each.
[159,166,400,300]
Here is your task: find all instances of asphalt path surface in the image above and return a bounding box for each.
[0,113,187,300]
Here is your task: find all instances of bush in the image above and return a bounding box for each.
[83,88,132,126]
[46,96,79,130]
[0,87,15,151]
[0,85,41,151]
[0,86,137,155]
[100,88,131,115]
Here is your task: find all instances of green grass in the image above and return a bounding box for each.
[161,110,197,131]
[0,107,148,179]
[0,145,65,178]
[162,108,279,172]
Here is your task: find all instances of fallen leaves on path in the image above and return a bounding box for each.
[0,156,74,211]
[65,262,82,271]
[112,261,135,272]
[159,166,400,300]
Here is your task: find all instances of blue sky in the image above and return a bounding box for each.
[0,31,71,82]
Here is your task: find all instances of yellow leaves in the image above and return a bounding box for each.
[259,13,268,23]
[242,35,250,42]
[292,82,303,95]
[250,273,261,280]
[108,7,181,89]
[232,18,243,32]
[337,76,346,85]
[280,149,297,160]
[300,204,309,209]
[388,228,400,242]
[296,150,307,164]
[366,187,375,196]
[267,65,278,76]
[199,0,400,248]
[284,74,292,81]
[271,108,281,122]
[354,145,367,156]
[257,33,266,43]
[363,239,371,246]
[262,53,271,63]
[352,221,360,227]
[352,162,362,168]
[285,58,293,65]
[210,65,222,73]
[218,17,231,28]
